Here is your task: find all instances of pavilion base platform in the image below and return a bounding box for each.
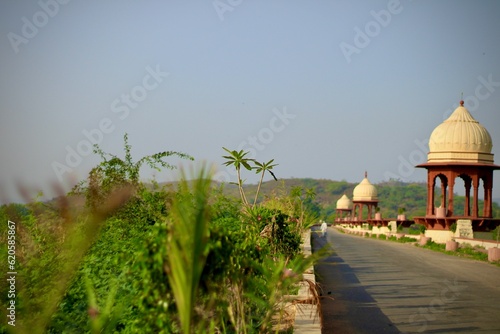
[413,216,500,232]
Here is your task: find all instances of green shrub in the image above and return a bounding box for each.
[422,241,445,251]
[408,224,426,235]
[396,236,418,243]
[455,244,489,261]
[493,226,500,245]
[450,222,457,233]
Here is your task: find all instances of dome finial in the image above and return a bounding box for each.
[364,171,367,178]
[460,92,464,106]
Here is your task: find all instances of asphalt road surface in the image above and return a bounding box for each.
[312,226,500,334]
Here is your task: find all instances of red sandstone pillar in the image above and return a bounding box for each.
[427,174,434,216]
[472,175,479,218]
[447,179,454,217]
[464,177,471,216]
[484,180,493,218]
[441,178,447,214]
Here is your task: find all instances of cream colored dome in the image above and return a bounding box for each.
[428,102,494,164]
[353,173,378,201]
[336,194,353,210]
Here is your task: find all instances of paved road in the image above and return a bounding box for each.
[312,227,500,334]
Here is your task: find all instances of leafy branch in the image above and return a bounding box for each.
[72,133,193,211]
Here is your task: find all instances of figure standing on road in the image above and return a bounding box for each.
[321,220,328,237]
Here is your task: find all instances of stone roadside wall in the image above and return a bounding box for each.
[293,229,321,334]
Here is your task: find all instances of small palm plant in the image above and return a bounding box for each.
[252,159,278,206]
[222,148,254,206]
[222,147,278,209]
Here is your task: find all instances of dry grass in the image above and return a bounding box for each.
[272,302,296,333]
[280,277,328,331]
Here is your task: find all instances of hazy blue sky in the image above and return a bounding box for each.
[1,0,500,204]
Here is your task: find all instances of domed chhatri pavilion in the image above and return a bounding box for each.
[415,100,500,231]
[335,194,353,221]
[351,172,379,221]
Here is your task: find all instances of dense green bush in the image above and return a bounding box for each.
[49,188,171,332]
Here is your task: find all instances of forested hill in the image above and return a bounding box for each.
[212,178,500,221]
[37,178,499,221]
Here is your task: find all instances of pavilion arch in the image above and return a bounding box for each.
[421,166,495,219]
[352,202,376,221]
[431,173,448,215]
[454,173,473,216]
